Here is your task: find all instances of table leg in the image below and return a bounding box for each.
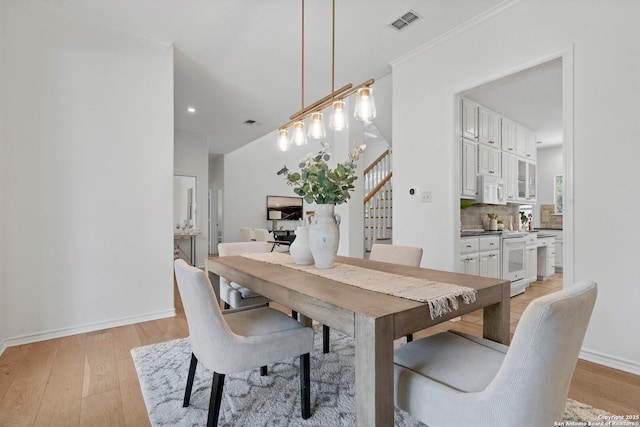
[191,236,196,266]
[354,313,394,426]
[483,281,511,345]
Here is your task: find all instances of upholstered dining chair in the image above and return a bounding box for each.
[174,259,314,427]
[239,227,254,241]
[321,244,424,353]
[218,241,272,310]
[253,228,272,242]
[393,280,597,427]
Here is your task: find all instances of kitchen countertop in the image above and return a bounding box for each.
[460,230,557,238]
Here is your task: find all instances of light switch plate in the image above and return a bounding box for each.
[421,191,432,203]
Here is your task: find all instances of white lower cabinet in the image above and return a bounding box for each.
[459,236,480,275]
[479,250,500,279]
[524,233,537,286]
[460,235,500,278]
[536,237,556,280]
[460,252,480,276]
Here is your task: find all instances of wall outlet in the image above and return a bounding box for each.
[421,191,432,203]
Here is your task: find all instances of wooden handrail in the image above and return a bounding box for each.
[363,149,391,175]
[363,172,392,204]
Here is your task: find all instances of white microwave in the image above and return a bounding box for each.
[477,175,506,205]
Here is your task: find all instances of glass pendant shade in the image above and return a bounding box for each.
[291,121,308,146]
[307,112,326,139]
[353,87,376,122]
[329,100,349,131]
[277,128,290,151]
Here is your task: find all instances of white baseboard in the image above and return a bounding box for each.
[0,339,7,358]
[0,309,176,353]
[580,348,640,376]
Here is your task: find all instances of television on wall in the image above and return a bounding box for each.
[266,195,303,221]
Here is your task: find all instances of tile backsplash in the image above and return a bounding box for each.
[460,203,521,231]
[539,204,563,229]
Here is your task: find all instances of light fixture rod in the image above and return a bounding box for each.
[301,0,305,110]
[279,78,374,131]
[289,83,353,120]
[332,0,335,94]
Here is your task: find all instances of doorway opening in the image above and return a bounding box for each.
[455,51,573,289]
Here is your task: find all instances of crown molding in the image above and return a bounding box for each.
[27,0,174,49]
[390,0,522,68]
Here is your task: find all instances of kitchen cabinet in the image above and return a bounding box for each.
[525,233,538,285]
[461,138,478,198]
[477,144,502,177]
[537,237,556,280]
[461,98,478,140]
[478,106,502,148]
[460,235,500,278]
[517,158,536,203]
[459,236,480,276]
[501,118,517,153]
[502,152,518,202]
[479,236,500,278]
[459,98,536,205]
[516,125,536,159]
[538,229,563,271]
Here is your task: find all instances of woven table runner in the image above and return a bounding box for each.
[240,252,477,319]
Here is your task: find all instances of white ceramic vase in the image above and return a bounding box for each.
[308,204,341,269]
[290,225,314,265]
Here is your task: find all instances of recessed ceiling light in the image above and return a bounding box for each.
[187,107,196,114]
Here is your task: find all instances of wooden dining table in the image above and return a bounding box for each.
[206,254,510,427]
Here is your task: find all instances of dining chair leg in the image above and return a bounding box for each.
[299,353,311,419]
[183,353,198,407]
[208,372,226,427]
[260,365,268,376]
[406,333,413,342]
[322,325,330,353]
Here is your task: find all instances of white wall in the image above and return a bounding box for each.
[392,0,640,373]
[0,0,174,351]
[535,145,563,227]
[223,126,365,259]
[0,0,7,351]
[175,129,209,266]
[224,131,316,243]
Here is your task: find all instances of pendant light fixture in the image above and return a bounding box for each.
[353,86,376,121]
[277,0,376,150]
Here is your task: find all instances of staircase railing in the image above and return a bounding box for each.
[363,149,392,252]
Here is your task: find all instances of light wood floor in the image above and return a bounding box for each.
[0,273,638,425]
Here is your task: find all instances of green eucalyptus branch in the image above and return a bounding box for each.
[277,142,366,205]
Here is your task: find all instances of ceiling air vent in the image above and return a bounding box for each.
[389,10,421,31]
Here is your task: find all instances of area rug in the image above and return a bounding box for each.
[132,329,613,426]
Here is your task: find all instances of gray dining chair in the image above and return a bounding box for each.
[218,241,272,309]
[393,280,597,427]
[174,259,314,427]
[322,244,423,353]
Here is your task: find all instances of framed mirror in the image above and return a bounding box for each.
[174,175,196,230]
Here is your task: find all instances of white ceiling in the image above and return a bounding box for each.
[43,0,559,155]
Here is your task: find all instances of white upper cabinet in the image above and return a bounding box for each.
[502,152,518,202]
[501,118,517,153]
[516,125,537,159]
[458,97,536,203]
[477,144,502,177]
[461,98,479,140]
[461,138,478,198]
[478,105,502,148]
